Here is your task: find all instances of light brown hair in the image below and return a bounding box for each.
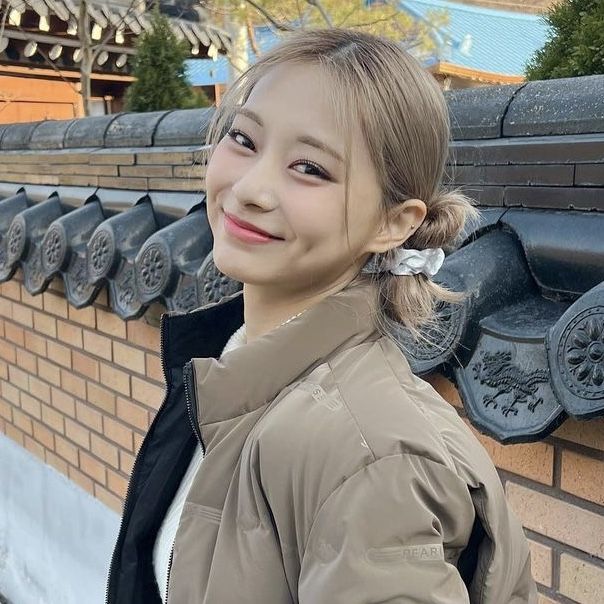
[206,28,480,348]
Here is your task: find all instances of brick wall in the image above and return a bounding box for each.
[426,374,604,603]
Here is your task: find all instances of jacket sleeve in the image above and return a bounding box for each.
[298,453,474,604]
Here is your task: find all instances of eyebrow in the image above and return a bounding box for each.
[234,106,344,163]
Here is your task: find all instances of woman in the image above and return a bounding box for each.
[106,28,538,603]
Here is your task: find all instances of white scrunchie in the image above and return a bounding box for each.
[362,247,445,277]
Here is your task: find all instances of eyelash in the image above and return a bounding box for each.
[226,128,332,181]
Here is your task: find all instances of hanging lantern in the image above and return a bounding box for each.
[97,50,109,66]
[49,44,63,61]
[24,41,38,58]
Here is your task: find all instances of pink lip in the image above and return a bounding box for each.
[223,212,282,244]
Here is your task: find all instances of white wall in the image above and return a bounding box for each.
[0,434,120,604]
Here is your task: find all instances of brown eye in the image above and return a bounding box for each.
[227,129,254,150]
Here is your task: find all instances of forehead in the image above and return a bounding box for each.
[241,62,357,150]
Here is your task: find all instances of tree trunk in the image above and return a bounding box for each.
[226,14,249,85]
[79,0,92,116]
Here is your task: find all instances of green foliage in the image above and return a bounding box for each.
[125,8,204,112]
[525,0,604,80]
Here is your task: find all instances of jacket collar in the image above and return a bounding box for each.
[189,283,380,426]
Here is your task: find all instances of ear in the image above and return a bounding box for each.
[365,199,427,255]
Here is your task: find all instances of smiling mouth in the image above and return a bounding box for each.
[223,211,284,244]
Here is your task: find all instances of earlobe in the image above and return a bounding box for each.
[366,198,427,255]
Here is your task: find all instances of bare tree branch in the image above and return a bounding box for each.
[347,11,401,29]
[243,0,295,31]
[246,16,259,55]
[305,0,332,26]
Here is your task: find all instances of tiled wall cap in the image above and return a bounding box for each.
[1,121,44,150]
[29,119,77,150]
[104,111,172,148]
[63,113,122,148]
[445,84,524,140]
[153,108,214,146]
[504,74,604,137]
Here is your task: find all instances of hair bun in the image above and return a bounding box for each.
[410,188,480,249]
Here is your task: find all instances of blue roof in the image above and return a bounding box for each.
[400,0,550,76]
[186,1,551,86]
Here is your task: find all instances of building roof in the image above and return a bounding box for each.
[186,1,550,87]
[401,0,550,76]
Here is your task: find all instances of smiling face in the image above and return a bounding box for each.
[205,62,388,300]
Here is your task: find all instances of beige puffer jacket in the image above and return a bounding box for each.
[164,283,537,603]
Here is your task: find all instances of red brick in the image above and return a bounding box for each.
[65,417,90,449]
[0,297,12,319]
[116,397,149,431]
[561,450,604,506]
[41,403,64,434]
[46,340,71,369]
[43,292,68,318]
[107,468,129,499]
[16,348,37,374]
[4,321,24,346]
[32,420,54,449]
[60,369,86,399]
[68,304,95,328]
[20,392,41,420]
[0,398,12,421]
[91,433,119,468]
[131,376,164,410]
[55,434,79,465]
[103,416,133,451]
[506,482,604,558]
[57,320,83,348]
[37,358,61,387]
[11,302,34,327]
[82,329,112,361]
[94,483,123,514]
[87,382,116,414]
[75,400,103,432]
[9,364,28,390]
[120,450,135,475]
[68,465,94,495]
[127,319,159,351]
[4,422,25,446]
[72,350,100,381]
[24,434,45,460]
[45,449,69,476]
[20,288,44,310]
[0,342,16,364]
[1,380,20,405]
[1,280,20,301]
[50,387,75,418]
[29,376,50,403]
[24,331,46,356]
[12,408,33,435]
[553,417,604,453]
[100,362,130,396]
[79,450,106,484]
[96,307,126,339]
[114,341,146,375]
[33,311,57,338]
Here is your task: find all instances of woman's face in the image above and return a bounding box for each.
[205,62,386,299]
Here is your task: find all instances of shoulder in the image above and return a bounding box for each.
[254,335,492,501]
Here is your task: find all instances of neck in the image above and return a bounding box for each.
[243,278,356,342]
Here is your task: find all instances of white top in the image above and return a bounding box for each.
[153,323,247,602]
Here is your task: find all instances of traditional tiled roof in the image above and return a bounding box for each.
[0,75,603,443]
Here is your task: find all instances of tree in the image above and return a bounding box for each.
[200,0,449,82]
[525,0,604,80]
[125,8,204,111]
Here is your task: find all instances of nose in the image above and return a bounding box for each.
[231,155,279,212]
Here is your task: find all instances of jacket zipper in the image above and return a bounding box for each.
[164,359,205,602]
[105,312,173,604]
